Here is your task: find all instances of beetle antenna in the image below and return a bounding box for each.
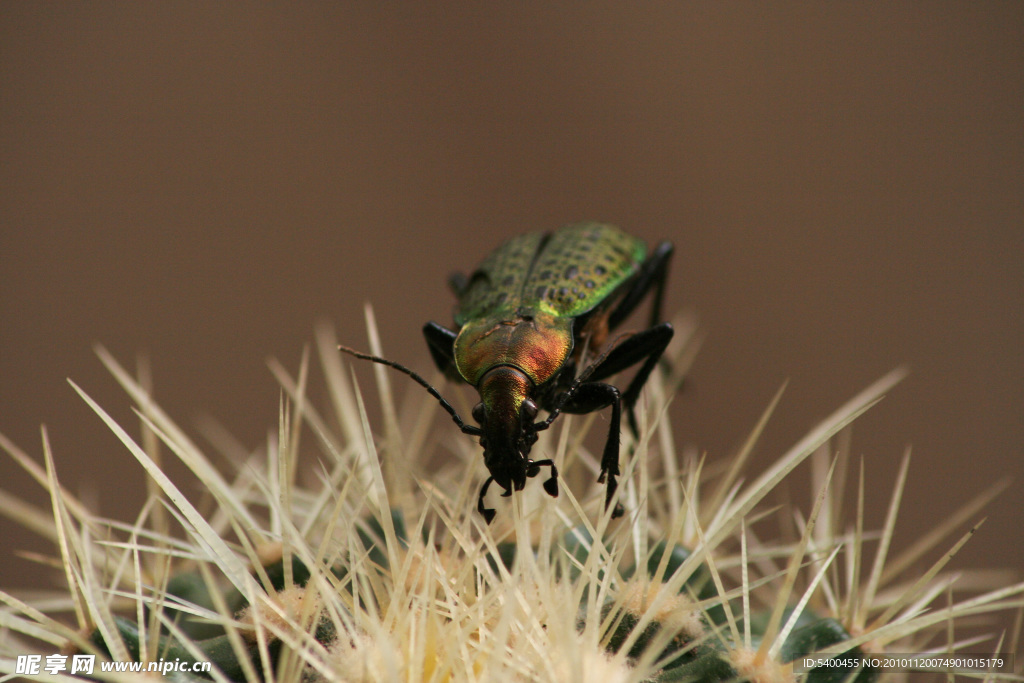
[339,345,482,436]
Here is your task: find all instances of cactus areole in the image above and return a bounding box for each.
[341,221,675,522]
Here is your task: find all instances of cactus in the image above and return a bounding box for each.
[0,313,1020,682]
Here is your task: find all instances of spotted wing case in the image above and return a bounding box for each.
[523,222,647,317]
[454,231,546,327]
[454,222,646,326]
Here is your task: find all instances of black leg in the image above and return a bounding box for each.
[477,460,558,524]
[583,322,674,435]
[539,320,673,516]
[527,458,560,497]
[422,321,462,380]
[608,240,673,331]
[477,476,496,524]
[558,382,624,516]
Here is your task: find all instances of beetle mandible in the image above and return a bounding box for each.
[340,221,674,523]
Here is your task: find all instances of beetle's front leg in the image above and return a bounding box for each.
[422,322,462,381]
[477,476,497,524]
[584,322,673,436]
[526,458,559,497]
[557,382,624,517]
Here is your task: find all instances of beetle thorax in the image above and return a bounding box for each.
[453,312,573,388]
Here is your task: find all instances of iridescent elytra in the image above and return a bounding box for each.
[341,221,674,522]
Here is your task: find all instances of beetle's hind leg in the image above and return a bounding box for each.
[603,241,675,390]
[608,240,673,331]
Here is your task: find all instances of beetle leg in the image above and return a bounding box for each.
[477,476,497,524]
[584,322,674,435]
[422,321,462,380]
[527,458,559,497]
[478,460,558,524]
[608,240,674,330]
[557,382,624,517]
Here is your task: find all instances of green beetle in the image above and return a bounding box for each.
[342,221,673,522]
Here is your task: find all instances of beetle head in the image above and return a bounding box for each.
[473,366,541,495]
[337,343,558,524]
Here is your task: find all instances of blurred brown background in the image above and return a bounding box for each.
[1,3,1021,641]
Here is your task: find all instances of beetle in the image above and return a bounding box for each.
[340,221,674,523]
